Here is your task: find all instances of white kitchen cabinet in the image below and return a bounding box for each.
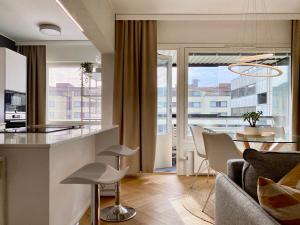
[0,48,26,93]
[0,48,26,123]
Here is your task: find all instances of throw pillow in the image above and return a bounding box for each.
[257,177,300,225]
[279,163,300,190]
[242,148,300,201]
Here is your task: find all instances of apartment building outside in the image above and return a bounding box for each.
[48,83,101,122]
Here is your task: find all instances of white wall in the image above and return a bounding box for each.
[46,44,100,63]
[61,0,115,53]
[101,53,114,126]
[158,20,291,47]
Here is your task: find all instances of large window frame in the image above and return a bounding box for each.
[158,45,291,175]
[46,62,102,125]
[184,47,292,139]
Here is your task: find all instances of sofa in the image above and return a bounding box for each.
[215,159,281,225]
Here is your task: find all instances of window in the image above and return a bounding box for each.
[258,92,267,104]
[48,101,55,107]
[73,112,81,119]
[187,52,291,134]
[210,101,227,108]
[73,101,81,107]
[157,61,169,134]
[231,84,256,99]
[190,91,201,96]
[189,102,201,108]
[247,84,256,95]
[47,65,101,122]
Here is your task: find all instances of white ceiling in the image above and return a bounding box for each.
[2,0,300,44]
[0,0,87,42]
[110,0,300,15]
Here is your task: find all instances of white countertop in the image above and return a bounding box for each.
[0,125,117,148]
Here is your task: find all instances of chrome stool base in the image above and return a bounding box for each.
[100,204,136,222]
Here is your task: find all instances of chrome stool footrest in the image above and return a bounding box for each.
[100,204,136,222]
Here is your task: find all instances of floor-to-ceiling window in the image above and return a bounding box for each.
[183,49,291,175]
[155,48,291,175]
[185,51,291,136]
[155,50,177,173]
[47,64,102,123]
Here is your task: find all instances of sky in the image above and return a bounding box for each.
[188,66,240,87]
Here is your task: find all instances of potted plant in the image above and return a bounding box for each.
[242,111,263,135]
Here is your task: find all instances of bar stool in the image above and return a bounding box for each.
[98,145,139,222]
[61,162,128,225]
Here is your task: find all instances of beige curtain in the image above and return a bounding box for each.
[18,46,46,126]
[113,20,157,173]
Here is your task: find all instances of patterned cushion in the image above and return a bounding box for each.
[279,164,300,190]
[257,177,300,225]
[242,149,300,201]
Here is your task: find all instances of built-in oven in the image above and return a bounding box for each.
[4,90,26,128]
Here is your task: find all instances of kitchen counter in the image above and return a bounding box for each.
[0,125,119,225]
[0,125,117,148]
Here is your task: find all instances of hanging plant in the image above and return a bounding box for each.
[80,62,93,73]
[80,62,94,86]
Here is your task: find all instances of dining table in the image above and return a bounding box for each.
[226,131,300,151]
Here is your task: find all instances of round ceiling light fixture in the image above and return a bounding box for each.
[227,0,283,77]
[39,24,61,36]
[228,63,283,77]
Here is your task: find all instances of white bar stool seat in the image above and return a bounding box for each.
[97,145,139,222]
[61,162,128,225]
[99,145,139,157]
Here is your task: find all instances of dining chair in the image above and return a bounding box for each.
[190,125,209,188]
[202,132,242,211]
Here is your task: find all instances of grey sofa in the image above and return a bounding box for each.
[215,159,280,225]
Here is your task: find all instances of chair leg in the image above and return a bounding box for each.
[206,160,210,183]
[190,158,206,189]
[91,184,99,225]
[202,183,215,212]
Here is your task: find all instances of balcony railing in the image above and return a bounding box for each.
[164,114,279,133]
[187,115,276,133]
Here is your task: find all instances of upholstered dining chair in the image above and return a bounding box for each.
[202,132,242,211]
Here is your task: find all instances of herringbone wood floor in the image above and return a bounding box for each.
[79,173,211,225]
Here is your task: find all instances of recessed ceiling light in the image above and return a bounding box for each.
[39,24,61,36]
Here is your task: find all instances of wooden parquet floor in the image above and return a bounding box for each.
[79,173,211,225]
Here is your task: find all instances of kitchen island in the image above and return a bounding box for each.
[0,125,119,225]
